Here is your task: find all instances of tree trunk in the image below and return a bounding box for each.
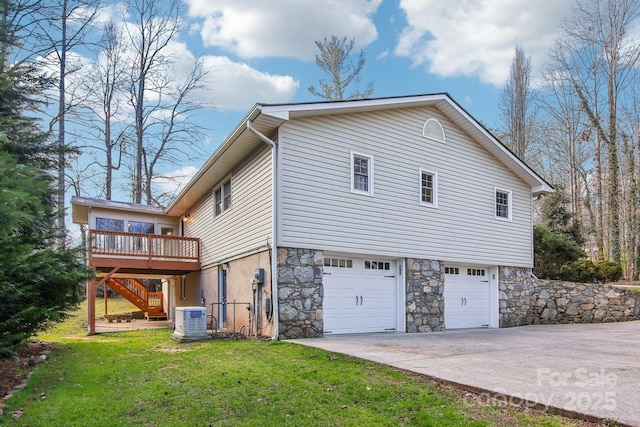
[57,0,67,243]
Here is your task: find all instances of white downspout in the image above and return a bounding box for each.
[247,120,279,340]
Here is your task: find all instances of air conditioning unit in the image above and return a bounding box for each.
[173,306,208,341]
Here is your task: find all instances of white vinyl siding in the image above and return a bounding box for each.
[278,106,534,267]
[185,146,272,267]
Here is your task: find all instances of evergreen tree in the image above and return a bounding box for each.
[533,190,585,279]
[0,0,91,360]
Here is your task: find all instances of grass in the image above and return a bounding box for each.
[2,301,588,426]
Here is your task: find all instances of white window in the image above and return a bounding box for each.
[214,178,232,217]
[495,188,512,220]
[420,169,438,207]
[351,151,373,195]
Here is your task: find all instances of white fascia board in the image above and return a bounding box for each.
[259,93,448,118]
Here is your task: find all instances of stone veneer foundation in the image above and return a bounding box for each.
[276,250,639,339]
[277,247,324,339]
[405,258,445,332]
[500,266,640,327]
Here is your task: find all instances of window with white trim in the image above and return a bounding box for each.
[420,169,438,207]
[214,178,232,217]
[495,188,511,220]
[351,151,373,195]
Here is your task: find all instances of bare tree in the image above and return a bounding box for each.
[141,57,208,206]
[75,19,128,200]
[500,43,535,161]
[125,0,180,204]
[124,0,208,205]
[308,35,374,101]
[549,0,640,263]
[36,0,101,241]
[620,79,640,279]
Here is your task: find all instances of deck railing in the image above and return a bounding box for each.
[88,230,200,263]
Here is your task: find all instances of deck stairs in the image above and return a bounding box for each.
[106,278,167,320]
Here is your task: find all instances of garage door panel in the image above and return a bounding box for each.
[323,257,397,334]
[444,266,491,329]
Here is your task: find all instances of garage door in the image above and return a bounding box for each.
[444,266,491,329]
[323,256,397,334]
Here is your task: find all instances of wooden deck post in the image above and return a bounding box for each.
[89,267,120,335]
[88,279,96,335]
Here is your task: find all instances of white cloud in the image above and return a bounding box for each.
[78,2,128,28]
[185,0,381,59]
[153,166,199,197]
[199,56,299,111]
[396,0,575,86]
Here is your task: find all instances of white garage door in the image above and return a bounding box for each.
[323,256,397,334]
[444,266,491,329]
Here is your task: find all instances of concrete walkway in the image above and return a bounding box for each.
[289,321,640,426]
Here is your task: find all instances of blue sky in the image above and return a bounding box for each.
[75,0,578,200]
[179,0,575,127]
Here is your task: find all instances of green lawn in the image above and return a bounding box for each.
[2,302,588,426]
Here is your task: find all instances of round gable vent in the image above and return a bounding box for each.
[422,118,445,143]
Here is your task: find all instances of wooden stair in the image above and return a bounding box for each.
[106,278,167,320]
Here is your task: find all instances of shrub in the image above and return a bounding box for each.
[556,259,623,283]
[560,259,596,283]
[595,261,623,283]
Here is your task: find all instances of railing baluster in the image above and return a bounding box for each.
[88,230,199,264]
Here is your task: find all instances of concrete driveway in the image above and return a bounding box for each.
[289,321,640,426]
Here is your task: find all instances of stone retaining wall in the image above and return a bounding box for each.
[277,247,324,339]
[406,258,445,332]
[500,267,640,327]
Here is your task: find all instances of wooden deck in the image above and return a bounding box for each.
[88,230,200,273]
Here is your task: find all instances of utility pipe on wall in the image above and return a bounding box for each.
[247,119,279,340]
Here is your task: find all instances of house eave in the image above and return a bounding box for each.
[71,196,171,225]
[166,105,286,217]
